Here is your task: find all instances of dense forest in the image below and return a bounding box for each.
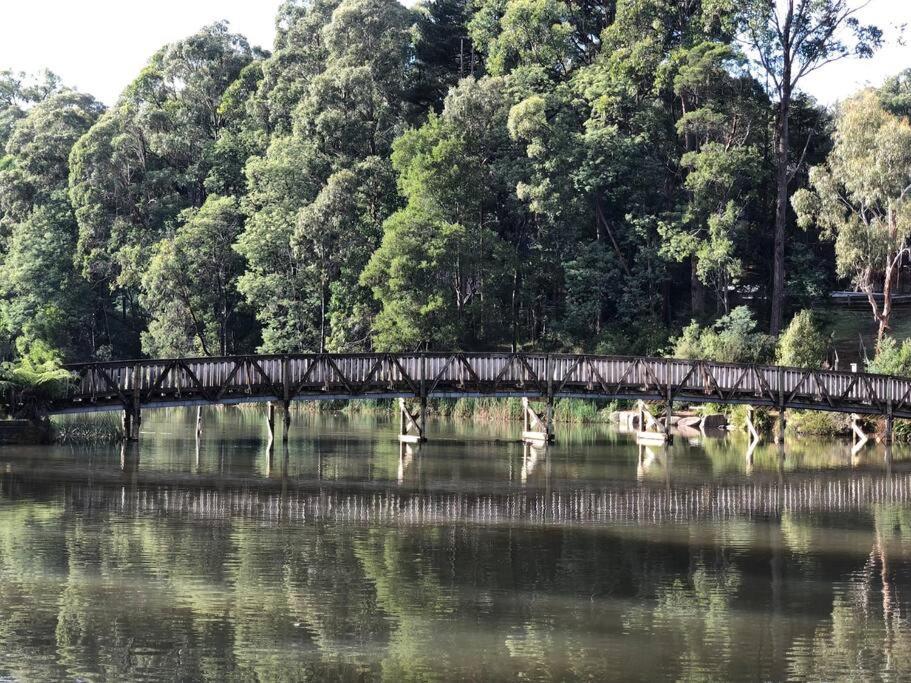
[0,0,906,368]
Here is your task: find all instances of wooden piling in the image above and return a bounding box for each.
[745,406,760,448]
[850,413,869,456]
[398,398,426,443]
[266,402,275,440]
[521,397,553,444]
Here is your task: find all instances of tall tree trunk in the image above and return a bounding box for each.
[319,277,327,354]
[878,257,898,343]
[691,255,705,318]
[511,266,519,353]
[771,89,791,336]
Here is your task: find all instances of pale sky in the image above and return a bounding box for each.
[0,0,908,107]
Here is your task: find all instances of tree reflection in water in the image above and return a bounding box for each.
[0,411,910,680]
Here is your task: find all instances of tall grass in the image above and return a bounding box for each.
[209,396,615,424]
[51,415,124,444]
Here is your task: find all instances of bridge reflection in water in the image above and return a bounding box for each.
[6,441,902,528]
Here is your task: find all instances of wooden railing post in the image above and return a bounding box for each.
[546,354,553,400]
[885,379,894,445]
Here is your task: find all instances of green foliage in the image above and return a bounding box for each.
[236,0,414,353]
[0,90,103,357]
[671,306,774,363]
[0,340,73,417]
[786,410,849,436]
[141,196,248,356]
[866,337,911,377]
[68,23,256,355]
[776,310,828,368]
[362,76,518,350]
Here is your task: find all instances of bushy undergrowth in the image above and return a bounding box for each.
[726,404,772,432]
[893,419,911,442]
[786,410,850,436]
[867,337,911,376]
[777,310,829,368]
[671,307,775,364]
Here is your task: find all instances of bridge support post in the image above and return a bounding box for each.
[128,365,141,441]
[196,406,203,437]
[774,410,786,445]
[122,408,141,441]
[522,397,554,445]
[851,413,869,455]
[266,402,275,441]
[282,403,291,442]
[745,406,761,444]
[884,410,894,446]
[398,398,426,443]
[282,355,291,442]
[635,400,667,445]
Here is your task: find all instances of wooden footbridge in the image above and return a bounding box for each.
[34,353,911,442]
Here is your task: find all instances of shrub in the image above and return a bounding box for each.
[671,306,774,364]
[866,336,911,376]
[787,410,849,436]
[777,310,829,368]
[727,404,772,431]
[1,339,74,418]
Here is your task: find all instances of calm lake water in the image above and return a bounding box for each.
[1,407,910,681]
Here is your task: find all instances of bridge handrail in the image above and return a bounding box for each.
[60,352,903,385]
[41,352,911,419]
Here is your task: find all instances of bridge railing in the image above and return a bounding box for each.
[56,353,911,418]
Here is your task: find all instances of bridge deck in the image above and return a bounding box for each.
[39,353,911,419]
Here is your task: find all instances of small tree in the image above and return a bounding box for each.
[776,310,828,368]
[792,90,911,342]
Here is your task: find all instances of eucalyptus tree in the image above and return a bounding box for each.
[793,89,911,342]
[237,0,415,353]
[0,70,61,151]
[362,77,519,350]
[658,42,766,315]
[248,0,340,137]
[140,196,247,356]
[736,0,882,334]
[0,90,103,358]
[502,0,761,348]
[68,23,257,354]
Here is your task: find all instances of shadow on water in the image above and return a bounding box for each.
[0,407,910,681]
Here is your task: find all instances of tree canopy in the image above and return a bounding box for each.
[0,1,898,366]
